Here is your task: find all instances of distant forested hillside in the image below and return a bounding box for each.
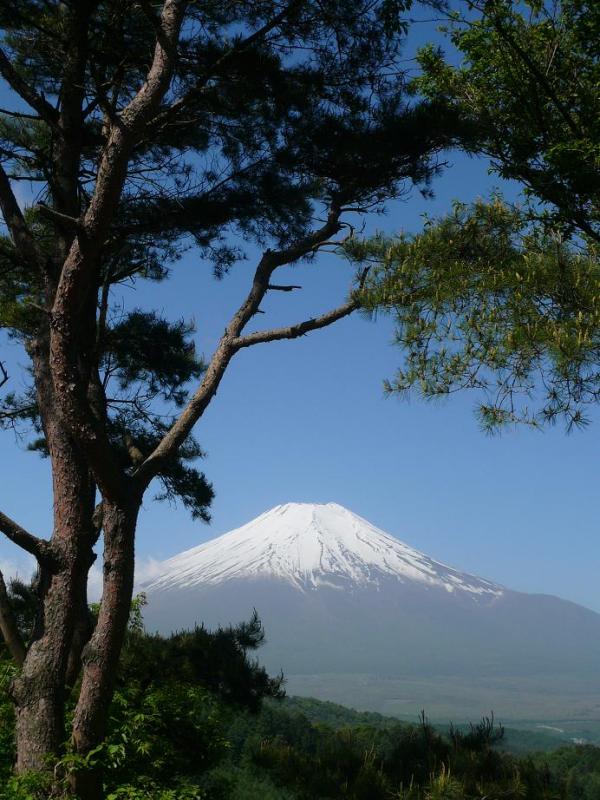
[2,601,600,798]
[279,696,591,754]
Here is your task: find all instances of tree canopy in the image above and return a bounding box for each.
[415,0,600,241]
[352,199,600,430]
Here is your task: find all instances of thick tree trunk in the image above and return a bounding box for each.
[11,561,90,773]
[11,489,95,773]
[70,497,139,800]
[12,337,96,774]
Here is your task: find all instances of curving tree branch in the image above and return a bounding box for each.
[0,163,44,271]
[234,266,369,348]
[232,297,359,349]
[0,48,59,129]
[135,204,344,482]
[0,511,54,565]
[49,0,188,502]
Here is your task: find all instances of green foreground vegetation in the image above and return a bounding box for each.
[2,597,600,800]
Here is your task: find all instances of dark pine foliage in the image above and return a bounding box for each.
[119,606,284,712]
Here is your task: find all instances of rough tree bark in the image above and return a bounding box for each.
[11,334,97,773]
[71,498,140,800]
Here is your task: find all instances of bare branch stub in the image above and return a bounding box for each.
[0,361,7,389]
[36,203,84,233]
[234,266,370,349]
[268,284,302,292]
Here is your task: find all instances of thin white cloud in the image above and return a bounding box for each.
[0,555,35,584]
[87,556,165,602]
[87,563,103,603]
[0,553,165,603]
[133,556,164,587]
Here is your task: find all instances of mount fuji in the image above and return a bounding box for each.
[143,502,504,597]
[140,503,600,720]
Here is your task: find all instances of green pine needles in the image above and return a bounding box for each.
[351,199,600,431]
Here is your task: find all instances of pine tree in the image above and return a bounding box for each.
[0,1,458,794]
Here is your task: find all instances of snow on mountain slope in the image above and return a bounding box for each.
[141,502,503,597]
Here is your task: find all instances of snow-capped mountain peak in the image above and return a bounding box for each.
[142,502,503,597]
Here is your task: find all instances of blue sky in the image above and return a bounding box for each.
[1,14,599,613]
[2,151,600,612]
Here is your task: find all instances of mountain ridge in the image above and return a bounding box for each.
[140,502,600,721]
[141,502,504,597]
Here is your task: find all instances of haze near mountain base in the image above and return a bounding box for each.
[141,503,600,722]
